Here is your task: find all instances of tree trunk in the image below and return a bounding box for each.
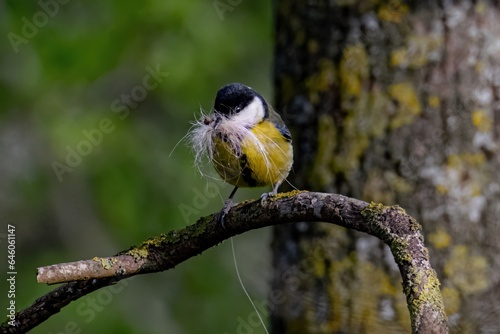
[271,1,500,333]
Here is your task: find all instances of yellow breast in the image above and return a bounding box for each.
[211,120,293,188]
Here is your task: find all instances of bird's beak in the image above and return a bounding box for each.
[203,113,222,129]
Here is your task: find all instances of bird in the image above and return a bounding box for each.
[190,83,293,226]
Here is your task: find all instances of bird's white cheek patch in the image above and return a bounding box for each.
[230,97,265,127]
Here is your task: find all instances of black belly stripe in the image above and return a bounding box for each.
[240,154,257,187]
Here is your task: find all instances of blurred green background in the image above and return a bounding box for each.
[1,1,273,333]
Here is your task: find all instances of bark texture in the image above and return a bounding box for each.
[2,192,447,333]
[272,1,499,333]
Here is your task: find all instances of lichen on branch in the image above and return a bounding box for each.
[2,191,447,334]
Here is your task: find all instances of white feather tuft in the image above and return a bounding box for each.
[187,109,217,175]
[188,109,274,182]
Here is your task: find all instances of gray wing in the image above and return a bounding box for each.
[268,105,292,142]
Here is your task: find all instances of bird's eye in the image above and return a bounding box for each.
[233,106,242,113]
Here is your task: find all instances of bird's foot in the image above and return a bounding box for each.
[260,191,276,203]
[219,198,234,229]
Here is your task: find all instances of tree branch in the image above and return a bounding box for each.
[1,191,448,334]
[37,255,144,284]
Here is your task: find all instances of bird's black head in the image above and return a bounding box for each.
[214,83,267,117]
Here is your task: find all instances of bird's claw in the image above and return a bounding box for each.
[260,191,276,203]
[219,198,233,229]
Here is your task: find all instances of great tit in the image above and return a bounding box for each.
[190,83,293,224]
